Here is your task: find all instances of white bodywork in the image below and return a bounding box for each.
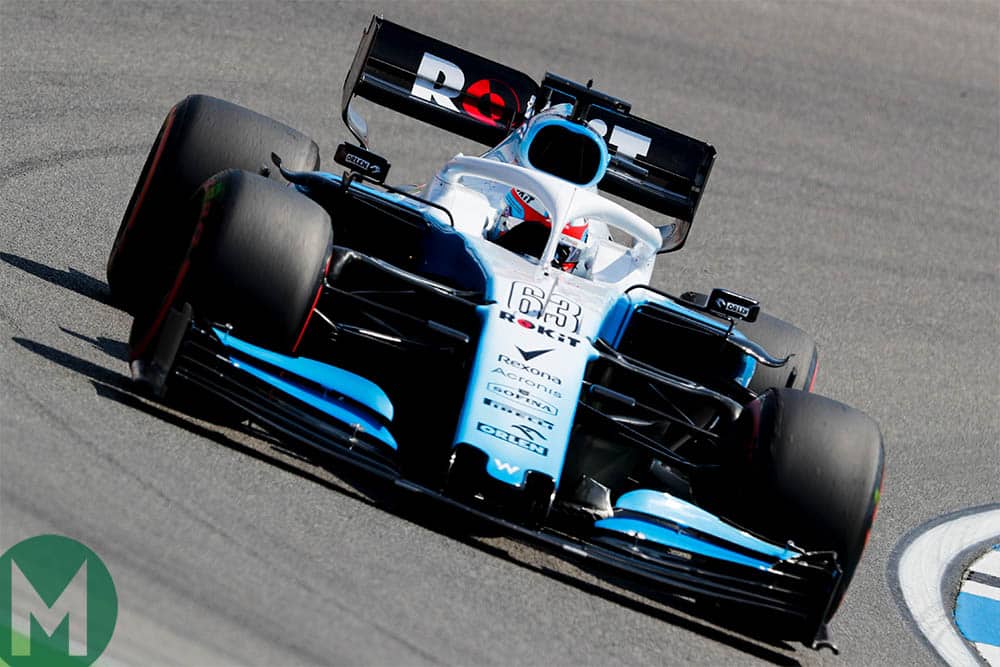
[416,156,665,486]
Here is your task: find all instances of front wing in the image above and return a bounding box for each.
[163,317,842,649]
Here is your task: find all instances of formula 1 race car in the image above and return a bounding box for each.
[107,16,884,651]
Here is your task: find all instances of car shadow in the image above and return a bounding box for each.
[0,252,111,305]
[13,335,807,665]
[58,326,129,362]
[10,336,385,510]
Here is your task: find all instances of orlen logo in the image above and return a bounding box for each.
[343,153,381,176]
[715,297,750,318]
[344,153,370,170]
[476,422,549,456]
[498,311,581,347]
[410,53,522,128]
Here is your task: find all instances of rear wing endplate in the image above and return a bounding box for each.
[342,16,716,252]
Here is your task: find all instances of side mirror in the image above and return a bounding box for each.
[333,143,390,183]
[707,288,760,322]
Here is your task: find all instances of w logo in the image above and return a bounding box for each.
[1,535,117,666]
[493,459,521,475]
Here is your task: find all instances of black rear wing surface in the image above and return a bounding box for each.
[343,16,716,252]
[343,16,539,146]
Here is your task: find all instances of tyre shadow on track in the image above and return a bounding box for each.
[12,335,806,666]
[0,252,110,305]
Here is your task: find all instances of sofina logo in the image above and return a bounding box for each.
[0,535,117,666]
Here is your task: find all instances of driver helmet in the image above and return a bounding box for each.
[489,188,597,275]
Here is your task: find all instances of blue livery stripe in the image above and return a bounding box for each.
[955,592,1000,646]
[236,360,398,450]
[594,517,774,570]
[614,489,796,561]
[214,328,394,422]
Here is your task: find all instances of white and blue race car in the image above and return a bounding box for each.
[107,16,884,651]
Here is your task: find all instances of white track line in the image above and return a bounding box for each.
[962,579,1000,603]
[977,643,1000,665]
[897,506,1000,666]
[971,550,1000,577]
[959,579,1000,601]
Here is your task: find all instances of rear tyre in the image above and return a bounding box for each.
[108,94,320,314]
[731,388,884,619]
[737,313,818,392]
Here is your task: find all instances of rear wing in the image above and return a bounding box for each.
[342,16,716,252]
[541,73,716,250]
[342,16,539,147]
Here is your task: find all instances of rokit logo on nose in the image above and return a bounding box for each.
[498,311,581,347]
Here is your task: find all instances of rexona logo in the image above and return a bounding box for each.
[0,535,117,667]
[498,311,581,347]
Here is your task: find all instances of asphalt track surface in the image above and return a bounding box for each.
[1,1,997,665]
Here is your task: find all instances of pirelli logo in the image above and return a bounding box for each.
[482,398,554,430]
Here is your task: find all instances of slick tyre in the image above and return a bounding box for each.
[107,94,320,314]
[186,169,332,353]
[737,313,818,392]
[735,388,884,619]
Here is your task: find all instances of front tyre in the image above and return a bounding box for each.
[728,388,884,619]
[187,169,333,353]
[108,94,320,314]
[128,168,333,368]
